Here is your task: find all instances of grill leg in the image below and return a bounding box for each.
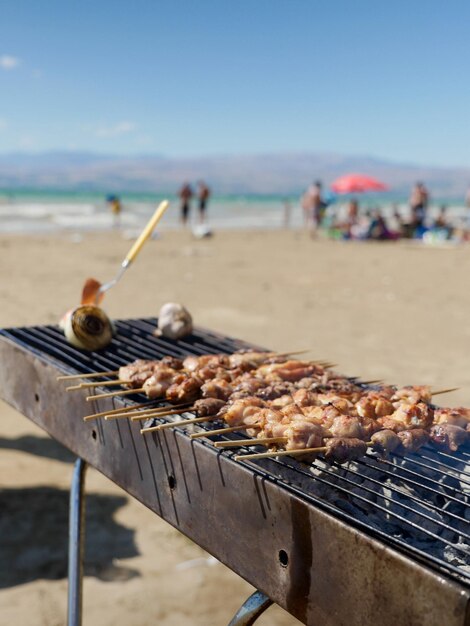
[227,590,273,626]
[67,458,88,626]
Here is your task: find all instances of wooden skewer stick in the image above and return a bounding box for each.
[129,406,194,421]
[234,446,327,461]
[57,370,118,381]
[105,402,193,420]
[214,436,287,448]
[189,424,260,439]
[67,380,129,392]
[105,409,170,422]
[234,442,373,462]
[431,387,459,396]
[271,350,311,358]
[140,414,219,434]
[78,379,129,389]
[359,379,384,385]
[83,400,161,422]
[116,407,193,422]
[86,387,146,401]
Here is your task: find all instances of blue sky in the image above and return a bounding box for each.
[1,0,469,166]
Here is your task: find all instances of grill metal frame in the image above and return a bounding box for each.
[1,318,470,626]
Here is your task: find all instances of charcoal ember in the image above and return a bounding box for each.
[444,543,470,567]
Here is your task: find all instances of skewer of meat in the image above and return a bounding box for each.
[81,356,462,458]
[141,413,222,435]
[233,438,370,463]
[127,398,226,423]
[84,358,348,406]
[195,395,468,461]
[138,398,228,433]
[64,350,315,390]
[139,385,459,441]
[231,427,445,464]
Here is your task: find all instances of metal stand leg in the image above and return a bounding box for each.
[228,590,273,626]
[67,458,88,626]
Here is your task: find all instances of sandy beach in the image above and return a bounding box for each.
[1,229,470,625]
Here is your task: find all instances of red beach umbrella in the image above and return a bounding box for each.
[331,173,388,194]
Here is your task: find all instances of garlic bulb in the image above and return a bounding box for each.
[154,303,193,340]
[63,305,114,351]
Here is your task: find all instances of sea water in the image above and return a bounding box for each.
[0,189,467,235]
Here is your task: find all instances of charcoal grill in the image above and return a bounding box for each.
[1,318,470,626]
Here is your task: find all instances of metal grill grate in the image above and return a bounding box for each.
[2,318,469,587]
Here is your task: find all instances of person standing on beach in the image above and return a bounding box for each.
[197,181,210,224]
[178,182,193,226]
[409,181,429,233]
[302,180,325,236]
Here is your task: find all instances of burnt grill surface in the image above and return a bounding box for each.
[1,318,470,588]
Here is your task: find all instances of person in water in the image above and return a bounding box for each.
[107,195,122,229]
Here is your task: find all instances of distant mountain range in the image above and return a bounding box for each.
[0,151,469,197]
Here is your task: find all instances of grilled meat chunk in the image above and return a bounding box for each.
[166,375,202,403]
[324,438,368,463]
[228,351,272,370]
[292,389,318,407]
[429,424,469,452]
[371,429,401,454]
[283,421,325,451]
[382,402,434,431]
[256,360,320,383]
[392,385,432,405]
[183,354,230,372]
[356,393,394,419]
[434,407,470,429]
[256,382,296,400]
[193,397,226,417]
[119,359,158,387]
[233,376,266,395]
[143,368,185,399]
[160,356,184,370]
[201,379,233,401]
[397,428,430,452]
[222,397,266,426]
[330,415,365,440]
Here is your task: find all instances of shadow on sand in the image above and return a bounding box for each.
[0,435,76,463]
[0,486,140,589]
